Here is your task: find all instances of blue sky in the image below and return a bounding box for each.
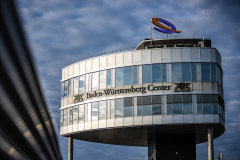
[16,0,240,159]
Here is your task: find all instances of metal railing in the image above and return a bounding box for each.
[73,47,136,64]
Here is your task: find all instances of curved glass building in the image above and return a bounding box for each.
[60,38,224,160]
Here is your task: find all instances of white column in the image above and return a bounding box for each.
[68,137,73,160]
[208,125,214,160]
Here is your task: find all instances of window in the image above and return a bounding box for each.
[133,66,138,85]
[152,64,161,83]
[100,70,106,89]
[61,83,64,98]
[60,110,63,127]
[85,74,89,92]
[191,63,197,82]
[110,100,115,119]
[142,65,151,84]
[197,103,202,114]
[171,63,181,82]
[167,104,173,115]
[107,69,111,88]
[162,64,167,82]
[92,102,98,121]
[173,104,182,114]
[115,99,123,118]
[79,75,85,93]
[137,105,142,116]
[182,63,191,82]
[92,72,99,90]
[201,63,210,82]
[203,103,212,114]
[73,106,78,124]
[68,79,72,96]
[124,98,133,117]
[115,68,123,87]
[63,109,68,126]
[124,66,132,85]
[99,101,106,120]
[153,104,162,115]
[211,63,216,82]
[213,103,218,114]
[64,81,68,97]
[143,105,152,116]
[87,103,91,121]
[74,77,78,95]
[183,103,192,114]
[78,105,84,122]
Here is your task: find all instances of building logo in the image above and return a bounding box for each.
[151,18,182,34]
[174,83,190,92]
[74,94,83,103]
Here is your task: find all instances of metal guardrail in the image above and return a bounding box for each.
[73,47,136,64]
[0,0,62,159]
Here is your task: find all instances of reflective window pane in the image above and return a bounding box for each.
[68,79,72,96]
[73,106,78,124]
[171,63,181,82]
[107,69,111,88]
[203,103,212,114]
[60,110,63,127]
[143,105,152,116]
[92,72,99,90]
[79,75,84,93]
[85,74,89,92]
[87,103,91,121]
[211,63,216,82]
[173,104,182,114]
[152,64,161,83]
[153,104,162,115]
[197,103,202,114]
[115,68,123,87]
[137,105,142,116]
[100,70,106,89]
[92,102,98,121]
[99,101,106,120]
[124,66,132,85]
[191,63,197,82]
[167,104,172,115]
[124,106,132,117]
[201,63,210,82]
[110,100,115,119]
[61,83,64,98]
[69,108,73,125]
[74,77,78,95]
[63,109,68,126]
[183,103,192,114]
[64,81,68,97]
[182,63,191,82]
[162,64,167,82]
[115,99,123,118]
[78,105,84,122]
[142,65,151,84]
[133,66,138,85]
[213,103,218,114]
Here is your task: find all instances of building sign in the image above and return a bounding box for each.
[151,18,182,34]
[87,84,171,99]
[74,94,83,103]
[73,83,191,103]
[174,83,190,92]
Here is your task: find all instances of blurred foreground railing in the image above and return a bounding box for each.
[0,0,62,159]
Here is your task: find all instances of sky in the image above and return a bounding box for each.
[15,0,240,159]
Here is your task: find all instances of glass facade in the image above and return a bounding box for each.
[61,62,223,99]
[61,94,224,126]
[60,49,224,129]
